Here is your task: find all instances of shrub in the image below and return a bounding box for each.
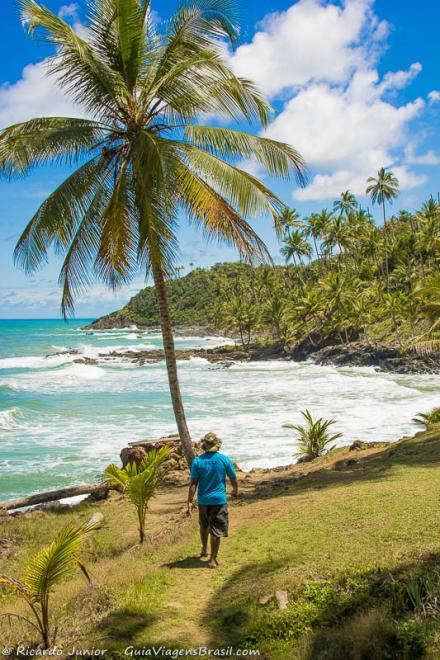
[283,410,342,460]
[0,520,97,649]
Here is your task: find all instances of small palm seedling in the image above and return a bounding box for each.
[103,446,170,544]
[413,407,440,429]
[283,409,342,460]
[0,520,97,649]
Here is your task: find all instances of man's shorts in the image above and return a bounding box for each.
[198,504,229,537]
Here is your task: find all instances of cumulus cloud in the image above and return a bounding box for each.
[0,280,145,310]
[228,0,435,201]
[230,0,388,97]
[405,144,440,166]
[0,59,86,128]
[58,3,79,20]
[428,90,440,104]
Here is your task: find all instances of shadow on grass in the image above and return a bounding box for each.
[97,607,159,643]
[201,550,440,659]
[241,429,440,504]
[164,556,209,569]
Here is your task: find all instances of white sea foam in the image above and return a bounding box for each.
[1,325,440,498]
[0,407,22,430]
[0,354,73,370]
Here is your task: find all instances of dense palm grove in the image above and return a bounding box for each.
[113,188,440,354]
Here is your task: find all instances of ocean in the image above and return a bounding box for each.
[0,318,439,501]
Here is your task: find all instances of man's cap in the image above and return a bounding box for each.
[201,432,222,452]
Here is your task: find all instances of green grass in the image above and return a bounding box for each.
[2,429,440,658]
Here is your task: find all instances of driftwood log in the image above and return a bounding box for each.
[0,483,111,512]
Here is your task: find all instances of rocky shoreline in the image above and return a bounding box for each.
[70,332,440,374]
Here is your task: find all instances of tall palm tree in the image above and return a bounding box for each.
[0,0,306,466]
[305,210,332,261]
[366,168,400,291]
[280,230,312,266]
[274,206,302,239]
[366,167,400,225]
[333,190,358,218]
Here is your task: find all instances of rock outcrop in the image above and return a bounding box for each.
[120,434,203,482]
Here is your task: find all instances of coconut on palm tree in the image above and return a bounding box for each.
[0,0,306,466]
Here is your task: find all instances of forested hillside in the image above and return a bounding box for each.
[90,194,440,354]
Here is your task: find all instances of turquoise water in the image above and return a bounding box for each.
[1,319,439,501]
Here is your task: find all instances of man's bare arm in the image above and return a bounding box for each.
[187,478,198,516]
[230,476,238,499]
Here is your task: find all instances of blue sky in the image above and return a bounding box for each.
[0,0,439,319]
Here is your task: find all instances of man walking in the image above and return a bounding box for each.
[187,433,238,568]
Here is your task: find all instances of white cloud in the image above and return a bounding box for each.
[405,144,440,166]
[428,90,440,104]
[0,280,144,310]
[227,0,433,201]
[229,0,388,97]
[0,59,85,129]
[58,3,79,20]
[263,78,425,199]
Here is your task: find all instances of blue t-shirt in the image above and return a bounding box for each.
[190,452,237,505]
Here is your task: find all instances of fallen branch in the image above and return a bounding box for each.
[0,483,111,512]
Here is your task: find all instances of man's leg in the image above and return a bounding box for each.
[208,535,221,568]
[200,523,209,557]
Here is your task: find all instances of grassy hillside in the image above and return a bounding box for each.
[90,262,251,328]
[2,428,440,657]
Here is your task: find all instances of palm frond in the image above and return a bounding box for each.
[0,117,106,177]
[94,161,139,290]
[177,161,271,262]
[20,0,127,121]
[102,463,129,488]
[14,156,108,274]
[184,125,307,184]
[22,521,97,598]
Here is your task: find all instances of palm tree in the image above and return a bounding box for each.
[333,190,358,218]
[0,0,306,466]
[0,521,97,648]
[322,215,351,257]
[366,168,400,225]
[411,278,440,354]
[280,230,312,267]
[283,410,342,460]
[366,168,399,291]
[305,210,332,261]
[103,446,170,543]
[274,207,302,239]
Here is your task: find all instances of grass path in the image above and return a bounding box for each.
[2,430,440,658]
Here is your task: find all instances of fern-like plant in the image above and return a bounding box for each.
[103,446,170,544]
[283,410,342,460]
[0,520,97,649]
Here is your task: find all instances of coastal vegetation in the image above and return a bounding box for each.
[95,192,440,357]
[1,426,440,656]
[102,446,170,544]
[0,0,306,466]
[283,410,342,460]
[0,521,97,648]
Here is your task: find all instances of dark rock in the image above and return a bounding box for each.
[297,455,314,464]
[84,486,111,503]
[120,446,147,468]
[73,357,98,366]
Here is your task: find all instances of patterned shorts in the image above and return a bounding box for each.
[198,504,229,537]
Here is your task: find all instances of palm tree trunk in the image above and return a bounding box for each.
[150,258,195,467]
[382,199,390,292]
